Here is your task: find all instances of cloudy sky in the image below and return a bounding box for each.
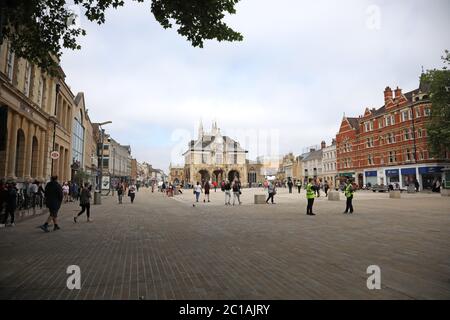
[61,0,450,172]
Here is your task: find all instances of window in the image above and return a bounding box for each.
[389,151,396,163]
[404,128,411,140]
[405,149,411,161]
[385,115,391,126]
[386,133,395,144]
[234,153,238,164]
[368,154,374,165]
[72,117,85,167]
[365,122,370,132]
[24,62,32,97]
[418,129,422,138]
[37,76,44,107]
[424,108,431,116]
[401,110,409,122]
[370,121,374,131]
[378,118,383,129]
[415,107,421,118]
[216,153,222,164]
[366,137,374,148]
[6,45,15,82]
[201,153,207,164]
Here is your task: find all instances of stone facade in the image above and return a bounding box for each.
[322,139,337,187]
[183,122,249,185]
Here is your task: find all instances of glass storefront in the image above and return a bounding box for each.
[386,169,400,186]
[364,171,377,186]
[419,167,443,190]
[401,168,416,187]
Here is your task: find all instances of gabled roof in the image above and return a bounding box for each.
[346,117,360,129]
[302,149,323,162]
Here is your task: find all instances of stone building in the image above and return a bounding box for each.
[322,139,337,187]
[336,77,450,189]
[301,142,325,183]
[169,164,185,185]
[0,40,73,184]
[183,121,249,185]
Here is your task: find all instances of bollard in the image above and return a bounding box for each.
[94,191,102,204]
[389,190,401,199]
[254,194,266,204]
[328,191,340,201]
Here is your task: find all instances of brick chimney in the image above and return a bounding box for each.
[321,141,326,149]
[384,86,393,104]
[394,86,402,99]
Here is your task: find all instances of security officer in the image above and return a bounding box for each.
[344,178,354,214]
[306,178,316,215]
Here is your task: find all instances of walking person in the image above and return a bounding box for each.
[62,182,69,203]
[296,180,302,194]
[128,183,137,203]
[1,182,18,227]
[232,179,242,205]
[414,179,420,192]
[266,181,276,204]
[224,180,231,205]
[193,182,202,203]
[39,176,63,232]
[203,181,211,202]
[74,183,92,222]
[287,178,293,194]
[306,178,316,215]
[324,180,330,197]
[315,179,321,197]
[343,179,354,214]
[117,182,124,204]
[0,180,7,227]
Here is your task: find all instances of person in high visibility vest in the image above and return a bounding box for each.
[343,178,354,214]
[306,178,316,215]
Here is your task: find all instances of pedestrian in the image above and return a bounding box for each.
[73,182,79,201]
[29,180,38,208]
[232,179,242,205]
[343,179,354,214]
[224,180,231,205]
[128,183,137,203]
[74,183,92,222]
[306,178,316,215]
[266,181,276,204]
[203,181,211,202]
[1,182,17,227]
[39,176,63,232]
[315,179,321,197]
[213,181,217,192]
[324,180,329,197]
[117,182,124,204]
[62,182,69,203]
[287,178,293,194]
[0,180,7,228]
[296,180,302,193]
[194,182,202,202]
[414,179,420,192]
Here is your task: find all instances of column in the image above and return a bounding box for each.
[7,113,19,179]
[39,128,47,180]
[59,145,64,181]
[24,122,34,179]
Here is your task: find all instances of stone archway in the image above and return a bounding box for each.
[228,170,240,182]
[198,169,210,184]
[213,169,224,182]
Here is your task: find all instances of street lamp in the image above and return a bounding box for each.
[50,82,60,178]
[97,121,112,200]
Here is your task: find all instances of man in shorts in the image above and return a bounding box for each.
[39,175,63,233]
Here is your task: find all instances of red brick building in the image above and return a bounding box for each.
[336,77,450,190]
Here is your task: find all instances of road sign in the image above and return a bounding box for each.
[50,151,60,160]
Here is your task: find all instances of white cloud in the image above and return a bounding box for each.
[61,0,450,172]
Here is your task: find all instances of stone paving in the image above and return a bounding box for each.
[0,187,449,300]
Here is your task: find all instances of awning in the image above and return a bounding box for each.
[339,172,354,177]
[401,168,416,175]
[364,171,377,177]
[419,166,444,174]
[385,169,399,177]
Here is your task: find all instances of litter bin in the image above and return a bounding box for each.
[94,191,102,205]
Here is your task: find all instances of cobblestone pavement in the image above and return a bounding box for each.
[0,188,449,300]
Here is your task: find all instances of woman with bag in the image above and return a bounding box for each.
[266,181,276,204]
[232,179,242,206]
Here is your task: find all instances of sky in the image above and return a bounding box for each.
[61,0,450,173]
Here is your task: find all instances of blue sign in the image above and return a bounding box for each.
[401,168,416,175]
[385,169,399,177]
[365,171,377,177]
[419,166,444,174]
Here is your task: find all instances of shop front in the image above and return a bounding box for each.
[338,172,355,188]
[419,166,443,190]
[401,167,417,188]
[385,169,400,187]
[364,170,377,187]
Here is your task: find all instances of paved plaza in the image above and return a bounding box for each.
[0,187,449,300]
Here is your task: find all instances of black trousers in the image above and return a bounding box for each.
[78,203,90,218]
[130,193,135,203]
[266,193,275,203]
[2,206,15,224]
[345,196,353,213]
[288,186,292,193]
[306,198,314,214]
[297,186,301,193]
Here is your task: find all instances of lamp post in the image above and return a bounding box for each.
[50,83,60,178]
[112,146,116,196]
[96,121,112,204]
